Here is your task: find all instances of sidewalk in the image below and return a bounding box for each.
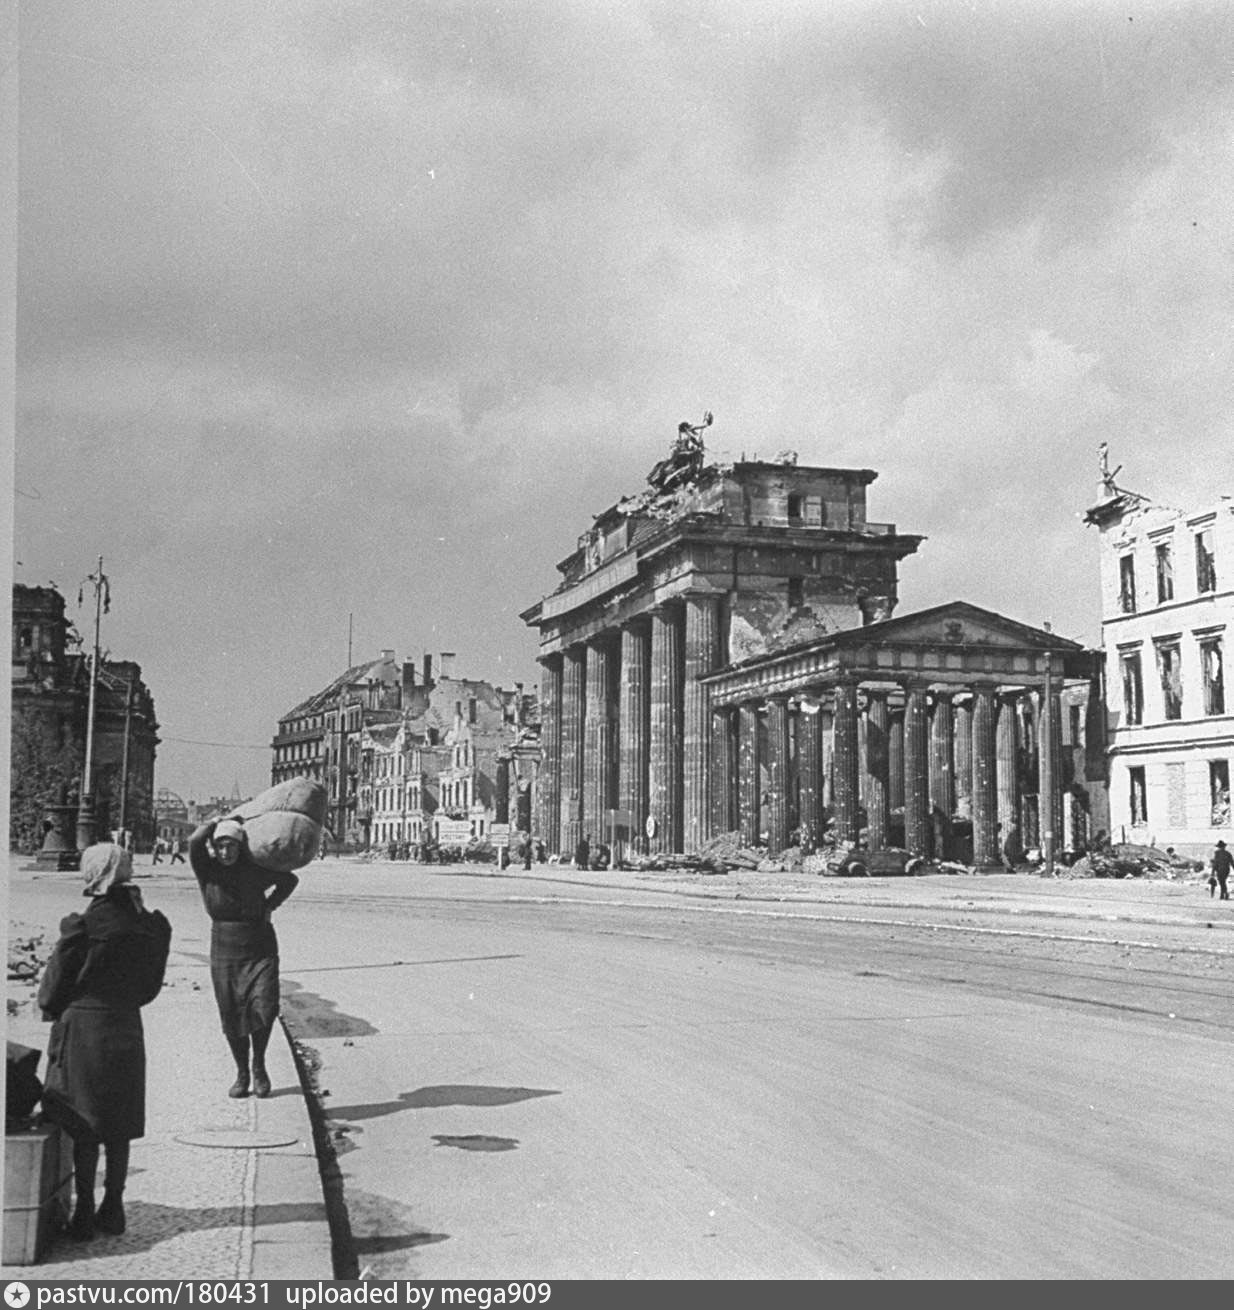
[4,903,335,1281]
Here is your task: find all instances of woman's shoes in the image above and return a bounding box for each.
[252,1069,272,1099]
[95,1190,126,1235]
[228,1071,251,1098]
[67,1200,95,1242]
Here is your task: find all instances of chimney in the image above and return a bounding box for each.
[422,653,433,688]
[402,659,417,694]
[439,651,456,680]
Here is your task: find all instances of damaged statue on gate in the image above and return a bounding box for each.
[647,411,712,495]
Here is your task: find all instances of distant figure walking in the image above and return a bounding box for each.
[151,839,164,865]
[574,833,591,870]
[1211,839,1232,900]
[168,837,186,865]
[38,843,172,1241]
[189,818,298,1099]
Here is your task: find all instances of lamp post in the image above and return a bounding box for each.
[76,557,109,852]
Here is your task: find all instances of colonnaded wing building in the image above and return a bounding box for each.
[522,426,1103,868]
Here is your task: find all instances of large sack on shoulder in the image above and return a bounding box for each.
[229,778,328,873]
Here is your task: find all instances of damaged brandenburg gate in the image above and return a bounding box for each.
[523,444,1096,867]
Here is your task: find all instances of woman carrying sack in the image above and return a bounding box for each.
[38,842,172,1241]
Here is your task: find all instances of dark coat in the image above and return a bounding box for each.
[38,885,172,1142]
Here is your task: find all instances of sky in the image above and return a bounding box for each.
[12,0,1234,803]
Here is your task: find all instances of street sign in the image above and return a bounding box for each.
[489,822,511,848]
[436,819,472,845]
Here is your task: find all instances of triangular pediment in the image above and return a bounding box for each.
[833,601,1083,653]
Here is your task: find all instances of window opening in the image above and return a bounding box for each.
[1212,760,1231,826]
[1119,555,1137,614]
[1196,529,1217,594]
[1129,766,1148,826]
[1201,637,1225,715]
[1157,643,1183,720]
[1155,541,1174,603]
[1121,650,1144,726]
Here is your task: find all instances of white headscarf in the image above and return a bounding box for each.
[81,842,134,897]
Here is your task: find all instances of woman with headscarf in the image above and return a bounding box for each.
[188,816,298,1100]
[38,842,172,1241]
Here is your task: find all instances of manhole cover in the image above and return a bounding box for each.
[175,1130,300,1150]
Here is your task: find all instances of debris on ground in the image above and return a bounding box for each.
[1059,843,1204,880]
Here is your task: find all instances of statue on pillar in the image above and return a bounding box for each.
[647,411,712,495]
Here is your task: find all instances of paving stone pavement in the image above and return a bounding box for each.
[5,930,334,1281]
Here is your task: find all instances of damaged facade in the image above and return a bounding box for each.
[1086,476,1233,856]
[524,435,1104,866]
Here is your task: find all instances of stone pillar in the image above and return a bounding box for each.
[537,656,562,852]
[710,707,737,836]
[971,685,999,868]
[996,692,1021,840]
[764,696,791,854]
[559,645,586,856]
[832,679,861,843]
[902,684,930,857]
[928,690,955,818]
[648,605,683,853]
[583,637,615,850]
[863,690,890,851]
[1019,698,1040,850]
[1039,684,1063,856]
[495,755,511,825]
[618,621,650,855]
[820,706,835,812]
[796,701,824,852]
[683,595,721,853]
[953,697,973,820]
[888,707,905,812]
[738,703,761,847]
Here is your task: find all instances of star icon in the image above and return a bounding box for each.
[5,1284,31,1308]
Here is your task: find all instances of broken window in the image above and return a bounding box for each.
[1155,541,1174,603]
[1196,529,1217,593]
[1129,766,1148,826]
[1068,703,1084,748]
[1119,554,1137,613]
[1201,637,1225,716]
[1121,650,1144,726]
[1211,760,1231,826]
[1156,642,1183,720]
[787,494,803,523]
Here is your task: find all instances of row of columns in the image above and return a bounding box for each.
[537,594,723,856]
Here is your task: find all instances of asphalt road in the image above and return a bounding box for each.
[261,865,1234,1280]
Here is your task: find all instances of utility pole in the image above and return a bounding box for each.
[76,557,109,852]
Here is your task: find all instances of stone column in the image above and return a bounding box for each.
[832,679,861,843]
[583,637,615,850]
[738,702,760,847]
[537,656,562,852]
[953,696,973,820]
[902,684,930,857]
[618,620,650,855]
[863,690,890,851]
[495,755,511,825]
[996,692,1020,839]
[888,707,905,812]
[1038,683,1063,856]
[928,690,955,818]
[710,707,737,837]
[683,594,721,853]
[971,685,999,868]
[648,605,683,853]
[764,696,792,854]
[559,645,586,856]
[796,701,824,852]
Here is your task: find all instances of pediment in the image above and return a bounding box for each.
[840,602,1082,653]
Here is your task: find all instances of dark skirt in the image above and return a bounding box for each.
[210,921,280,1040]
[42,1000,146,1142]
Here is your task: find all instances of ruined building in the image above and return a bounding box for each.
[524,428,1101,865]
[1085,464,1232,855]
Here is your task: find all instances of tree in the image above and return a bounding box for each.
[9,707,81,853]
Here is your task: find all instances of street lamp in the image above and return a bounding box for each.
[76,557,109,852]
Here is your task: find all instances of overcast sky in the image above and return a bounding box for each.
[14,0,1234,802]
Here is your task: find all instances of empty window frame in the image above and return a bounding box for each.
[1196,529,1217,594]
[1068,703,1084,748]
[1128,766,1148,826]
[1212,759,1231,826]
[1119,554,1137,614]
[1200,636,1225,716]
[1155,540,1174,603]
[1156,642,1183,720]
[1120,650,1144,726]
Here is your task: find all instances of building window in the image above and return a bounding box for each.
[1196,529,1217,594]
[1119,555,1137,614]
[1201,637,1225,715]
[787,577,804,610]
[1155,541,1174,603]
[1212,760,1231,826]
[1068,703,1084,747]
[804,495,824,526]
[1129,766,1148,826]
[786,494,802,523]
[1156,642,1183,720]
[1121,650,1144,726]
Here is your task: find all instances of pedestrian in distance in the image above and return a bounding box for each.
[168,836,186,865]
[151,838,163,865]
[189,817,298,1099]
[1211,839,1232,900]
[37,842,172,1241]
[574,832,591,870]
[522,833,533,871]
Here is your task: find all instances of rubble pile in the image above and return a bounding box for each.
[1060,843,1203,880]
